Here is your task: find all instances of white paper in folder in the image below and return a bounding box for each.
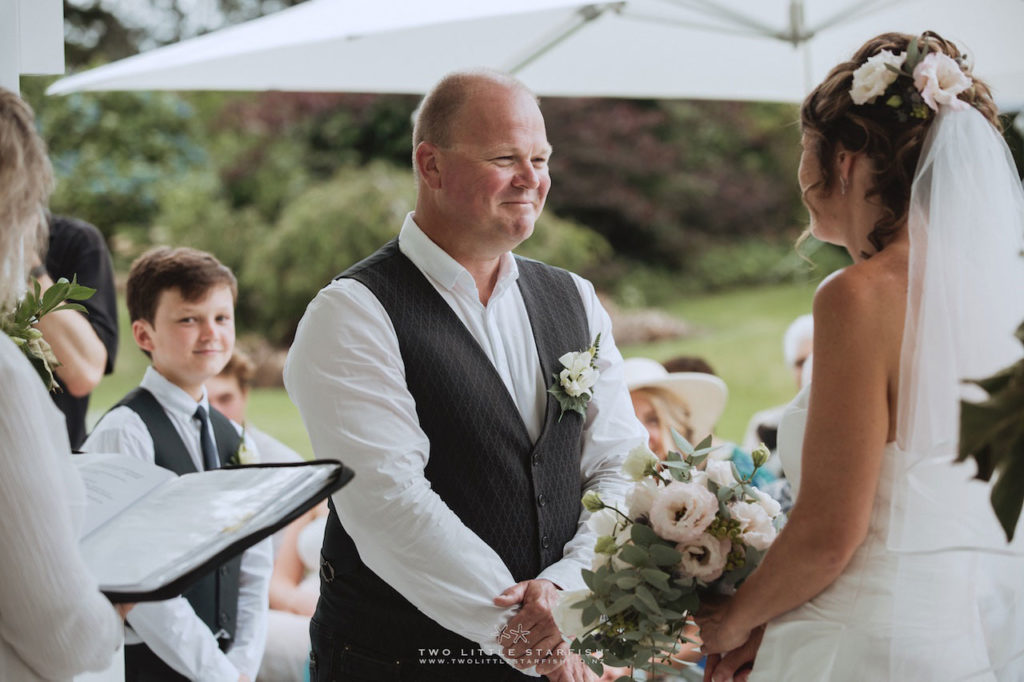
[73,452,347,600]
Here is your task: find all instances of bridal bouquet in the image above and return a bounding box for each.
[1,275,95,391]
[554,435,783,680]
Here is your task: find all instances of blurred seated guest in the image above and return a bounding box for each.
[661,355,716,375]
[31,214,119,449]
[257,502,329,682]
[626,357,777,486]
[206,350,304,469]
[742,313,814,455]
[207,353,314,682]
[0,86,126,681]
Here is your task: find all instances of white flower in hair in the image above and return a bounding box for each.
[913,52,971,112]
[849,50,905,105]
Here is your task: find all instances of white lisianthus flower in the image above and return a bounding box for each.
[749,487,782,519]
[623,445,660,482]
[689,470,709,487]
[706,459,737,488]
[648,481,718,545]
[850,50,905,105]
[729,500,777,551]
[625,478,660,518]
[552,589,599,640]
[677,534,732,583]
[913,52,971,112]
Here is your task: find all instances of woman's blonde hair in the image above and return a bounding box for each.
[0,89,52,308]
[633,385,694,455]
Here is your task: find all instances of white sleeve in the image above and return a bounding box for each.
[538,276,648,591]
[284,280,522,657]
[0,348,122,679]
[81,406,156,463]
[84,405,243,680]
[226,538,273,679]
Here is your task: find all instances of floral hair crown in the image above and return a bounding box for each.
[849,37,973,121]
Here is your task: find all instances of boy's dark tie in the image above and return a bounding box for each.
[192,405,220,471]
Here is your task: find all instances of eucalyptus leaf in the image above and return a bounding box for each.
[582,655,605,676]
[670,428,695,455]
[620,543,650,567]
[631,523,660,546]
[616,574,641,589]
[634,585,660,614]
[730,461,744,482]
[649,543,682,567]
[640,568,671,591]
[606,594,635,616]
[695,434,713,450]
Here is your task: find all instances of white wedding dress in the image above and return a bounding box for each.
[749,386,1024,681]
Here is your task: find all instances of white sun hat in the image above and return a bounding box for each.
[623,357,728,442]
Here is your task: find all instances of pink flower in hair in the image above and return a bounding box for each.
[913,52,971,112]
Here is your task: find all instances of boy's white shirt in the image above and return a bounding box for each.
[82,366,272,682]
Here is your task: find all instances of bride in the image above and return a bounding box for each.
[697,32,1024,681]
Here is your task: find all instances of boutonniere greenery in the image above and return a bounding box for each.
[228,424,258,466]
[548,334,601,420]
[1,275,95,391]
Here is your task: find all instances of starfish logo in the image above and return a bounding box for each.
[509,624,530,644]
[496,623,531,644]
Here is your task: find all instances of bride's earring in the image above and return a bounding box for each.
[840,176,848,196]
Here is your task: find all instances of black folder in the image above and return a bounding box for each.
[75,453,354,602]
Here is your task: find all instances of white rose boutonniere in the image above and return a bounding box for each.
[548,333,601,420]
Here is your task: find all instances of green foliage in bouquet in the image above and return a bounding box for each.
[959,321,1024,541]
[1,276,95,391]
[561,436,781,680]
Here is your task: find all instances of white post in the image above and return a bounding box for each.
[0,0,64,94]
[0,0,21,92]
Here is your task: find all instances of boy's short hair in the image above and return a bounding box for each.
[218,350,255,393]
[127,246,238,324]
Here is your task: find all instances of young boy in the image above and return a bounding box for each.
[84,247,271,682]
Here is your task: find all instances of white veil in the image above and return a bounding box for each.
[889,106,1024,679]
[890,106,1024,551]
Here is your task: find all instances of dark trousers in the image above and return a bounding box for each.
[308,617,536,682]
[124,644,189,682]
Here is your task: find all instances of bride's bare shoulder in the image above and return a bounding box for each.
[812,248,908,331]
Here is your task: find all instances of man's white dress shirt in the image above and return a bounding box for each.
[284,213,646,661]
[83,367,272,682]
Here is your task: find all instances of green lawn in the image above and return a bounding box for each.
[619,281,818,443]
[88,280,818,458]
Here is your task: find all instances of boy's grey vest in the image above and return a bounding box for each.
[111,389,242,682]
[315,239,590,670]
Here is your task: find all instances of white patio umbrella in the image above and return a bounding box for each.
[46,0,1024,108]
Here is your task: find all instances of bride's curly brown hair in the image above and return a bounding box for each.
[800,31,1001,254]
